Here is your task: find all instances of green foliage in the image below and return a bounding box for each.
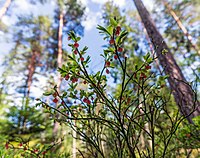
[0,0,86,157]
[37,18,200,158]
[154,0,200,84]
[176,116,200,149]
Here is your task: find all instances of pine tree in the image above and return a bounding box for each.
[133,0,200,124]
[2,15,52,135]
[153,0,200,86]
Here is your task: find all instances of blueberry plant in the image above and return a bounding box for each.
[5,18,199,157]
[3,138,63,158]
[38,18,197,158]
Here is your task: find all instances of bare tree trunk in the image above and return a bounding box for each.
[57,12,64,72]
[26,51,37,98]
[133,0,200,124]
[53,11,64,136]
[21,51,38,133]
[163,0,200,55]
[0,0,11,19]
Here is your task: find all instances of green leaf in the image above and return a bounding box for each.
[68,44,73,47]
[135,64,138,70]
[58,67,67,77]
[110,17,117,27]
[108,47,115,53]
[82,46,88,52]
[68,55,76,61]
[80,50,86,55]
[95,71,100,78]
[107,25,113,35]
[85,56,91,63]
[36,102,42,107]
[162,49,168,54]
[104,49,113,56]
[43,91,53,96]
[100,54,105,58]
[143,52,150,61]
[97,25,111,36]
[76,37,81,41]
[163,75,169,79]
[68,31,76,41]
[61,64,66,70]
[62,92,68,98]
[103,35,110,40]
[116,30,128,45]
[147,57,153,64]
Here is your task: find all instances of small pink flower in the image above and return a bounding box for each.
[115,26,121,36]
[83,80,87,84]
[74,50,78,55]
[5,142,9,149]
[106,61,110,67]
[80,57,84,61]
[83,98,91,105]
[52,92,57,97]
[118,47,123,52]
[114,55,118,60]
[53,98,58,103]
[42,151,47,155]
[116,26,121,31]
[109,38,114,45]
[106,69,110,74]
[145,65,151,70]
[115,30,120,36]
[71,77,78,83]
[74,42,79,48]
[65,74,70,80]
[140,73,147,79]
[34,149,39,153]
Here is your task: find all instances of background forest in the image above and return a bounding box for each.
[0,0,200,157]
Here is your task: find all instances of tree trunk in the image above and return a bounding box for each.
[133,0,200,124]
[57,12,64,72]
[0,0,11,19]
[19,50,38,133]
[26,51,37,98]
[142,22,162,74]
[162,0,200,55]
[53,12,64,135]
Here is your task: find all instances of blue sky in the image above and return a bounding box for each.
[0,0,155,97]
[0,0,199,100]
[0,0,155,72]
